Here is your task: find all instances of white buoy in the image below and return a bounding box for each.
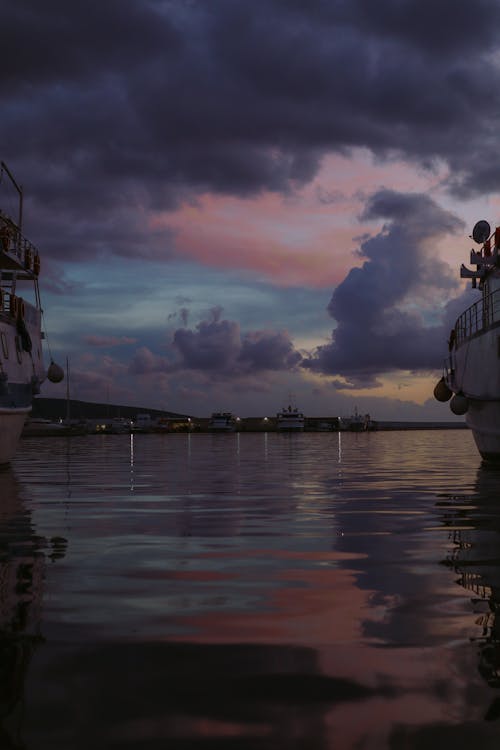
[47,361,64,383]
[434,377,452,402]
[450,392,468,415]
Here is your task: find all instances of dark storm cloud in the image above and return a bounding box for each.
[238,331,303,371]
[129,307,302,378]
[172,315,241,371]
[172,308,302,375]
[303,190,467,386]
[3,0,500,264]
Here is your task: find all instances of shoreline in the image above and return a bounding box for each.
[22,418,468,437]
[26,398,467,435]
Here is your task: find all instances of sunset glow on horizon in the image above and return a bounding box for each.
[3,0,498,419]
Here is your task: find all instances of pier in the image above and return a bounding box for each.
[24,398,468,435]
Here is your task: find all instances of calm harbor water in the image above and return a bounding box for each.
[2,429,500,748]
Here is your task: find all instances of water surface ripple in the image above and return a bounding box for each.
[2,430,500,748]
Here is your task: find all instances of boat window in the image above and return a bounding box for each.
[0,332,7,358]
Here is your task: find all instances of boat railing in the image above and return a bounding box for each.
[0,212,39,275]
[454,288,500,344]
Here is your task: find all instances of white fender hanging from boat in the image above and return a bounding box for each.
[450,392,468,415]
[47,360,64,383]
[433,377,452,402]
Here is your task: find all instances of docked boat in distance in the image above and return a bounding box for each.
[434,219,500,461]
[0,161,63,466]
[22,418,70,436]
[208,412,238,432]
[276,399,305,431]
[339,407,374,432]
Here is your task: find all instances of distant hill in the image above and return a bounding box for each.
[31,397,191,422]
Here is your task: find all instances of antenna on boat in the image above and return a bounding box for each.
[471,220,491,244]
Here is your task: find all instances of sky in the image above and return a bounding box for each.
[2,0,500,420]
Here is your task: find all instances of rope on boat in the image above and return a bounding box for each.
[40,306,54,362]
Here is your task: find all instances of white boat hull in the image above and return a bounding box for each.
[465,401,500,462]
[208,413,237,431]
[276,403,305,431]
[0,313,45,465]
[0,163,52,466]
[277,420,304,431]
[447,317,500,461]
[0,408,31,466]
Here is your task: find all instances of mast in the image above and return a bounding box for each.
[65,357,71,424]
[0,161,23,231]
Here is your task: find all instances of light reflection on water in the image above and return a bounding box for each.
[2,430,500,748]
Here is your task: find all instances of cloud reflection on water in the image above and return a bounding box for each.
[3,431,500,747]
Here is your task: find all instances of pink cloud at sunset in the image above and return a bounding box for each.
[162,196,351,288]
[157,152,443,289]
